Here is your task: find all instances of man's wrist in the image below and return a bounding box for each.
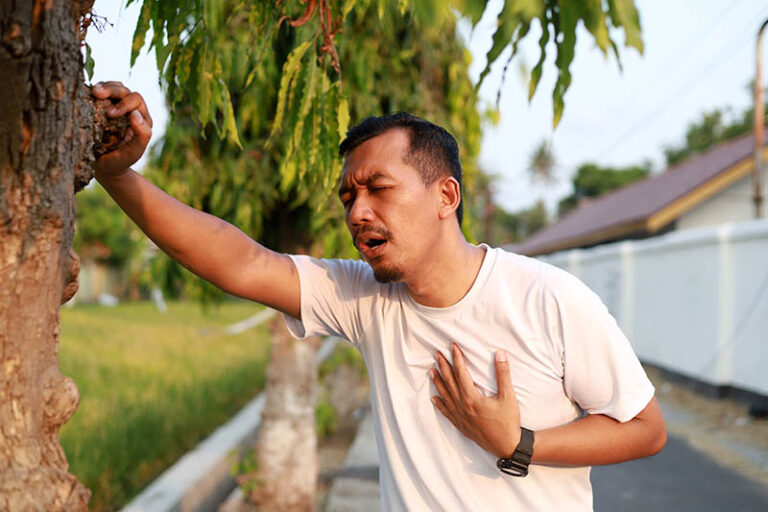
[497,427,534,477]
[95,167,133,185]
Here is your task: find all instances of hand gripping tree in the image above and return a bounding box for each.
[0,0,641,509]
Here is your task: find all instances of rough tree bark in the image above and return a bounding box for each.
[0,1,122,509]
[249,316,320,511]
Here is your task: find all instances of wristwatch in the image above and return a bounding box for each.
[496,427,534,477]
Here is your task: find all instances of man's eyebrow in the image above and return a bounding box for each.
[338,172,389,197]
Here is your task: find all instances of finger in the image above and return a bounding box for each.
[127,109,152,148]
[430,369,458,411]
[451,343,480,398]
[494,350,514,400]
[108,92,153,127]
[92,81,131,100]
[435,351,460,401]
[431,396,459,427]
[101,110,150,167]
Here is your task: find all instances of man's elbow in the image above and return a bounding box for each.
[643,406,667,457]
[637,397,667,457]
[646,420,667,456]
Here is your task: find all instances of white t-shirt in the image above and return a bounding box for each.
[285,245,654,511]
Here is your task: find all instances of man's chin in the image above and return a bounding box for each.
[370,263,404,283]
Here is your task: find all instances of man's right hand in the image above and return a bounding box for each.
[92,82,153,178]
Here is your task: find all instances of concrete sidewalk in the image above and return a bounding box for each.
[324,414,381,511]
[324,396,768,511]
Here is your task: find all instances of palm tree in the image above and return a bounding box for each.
[528,138,557,185]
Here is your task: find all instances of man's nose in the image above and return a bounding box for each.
[347,194,373,226]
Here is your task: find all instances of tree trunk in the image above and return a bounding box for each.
[0,1,96,509]
[250,316,320,511]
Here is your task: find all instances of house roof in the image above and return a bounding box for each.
[512,132,768,256]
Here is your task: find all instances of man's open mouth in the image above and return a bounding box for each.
[355,230,390,257]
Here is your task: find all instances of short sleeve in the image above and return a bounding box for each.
[541,265,654,423]
[283,255,371,344]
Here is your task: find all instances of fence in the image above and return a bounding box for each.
[539,218,768,398]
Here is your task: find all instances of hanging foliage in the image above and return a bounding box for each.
[127,0,641,300]
[129,0,642,152]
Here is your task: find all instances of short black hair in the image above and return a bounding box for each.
[338,112,463,225]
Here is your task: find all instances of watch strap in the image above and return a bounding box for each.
[497,427,534,477]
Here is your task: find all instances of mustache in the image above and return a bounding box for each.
[353,225,393,249]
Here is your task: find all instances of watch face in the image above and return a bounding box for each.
[497,458,529,477]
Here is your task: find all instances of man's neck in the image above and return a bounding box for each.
[405,238,487,308]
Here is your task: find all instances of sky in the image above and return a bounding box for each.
[85,0,768,214]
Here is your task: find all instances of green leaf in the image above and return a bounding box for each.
[609,39,623,73]
[220,79,241,148]
[337,96,350,141]
[453,0,487,27]
[84,43,94,81]
[476,0,544,87]
[203,0,222,31]
[581,0,610,54]
[552,0,578,127]
[528,18,550,101]
[198,46,213,128]
[608,0,643,53]
[411,0,451,27]
[130,0,152,67]
[271,40,313,139]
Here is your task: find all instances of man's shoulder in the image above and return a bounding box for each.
[492,246,590,298]
[290,254,387,296]
[491,245,550,284]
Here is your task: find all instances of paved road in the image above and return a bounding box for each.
[593,434,768,511]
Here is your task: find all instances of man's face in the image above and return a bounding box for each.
[339,129,441,283]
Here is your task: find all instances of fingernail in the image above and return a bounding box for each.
[131,110,144,124]
[93,83,103,90]
[429,369,436,379]
[496,350,508,363]
[107,107,118,115]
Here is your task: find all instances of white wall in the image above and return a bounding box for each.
[541,218,768,397]
[677,173,764,231]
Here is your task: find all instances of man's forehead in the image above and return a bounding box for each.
[339,129,411,186]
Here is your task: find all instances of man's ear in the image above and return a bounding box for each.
[437,176,461,220]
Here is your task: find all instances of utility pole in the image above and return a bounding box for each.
[754,19,768,218]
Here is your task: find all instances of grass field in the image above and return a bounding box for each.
[58,300,271,511]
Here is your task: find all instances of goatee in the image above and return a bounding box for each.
[371,264,404,283]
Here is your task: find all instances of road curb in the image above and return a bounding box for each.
[121,336,339,512]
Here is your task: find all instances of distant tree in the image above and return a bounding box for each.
[663,90,768,167]
[74,186,143,267]
[488,200,549,245]
[558,161,650,217]
[528,138,557,184]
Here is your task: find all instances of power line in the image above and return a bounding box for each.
[593,8,768,162]
[577,0,748,144]
[638,0,747,90]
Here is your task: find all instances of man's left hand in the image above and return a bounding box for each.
[431,343,522,458]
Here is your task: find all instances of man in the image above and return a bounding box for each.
[92,82,666,511]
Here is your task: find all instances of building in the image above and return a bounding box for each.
[514,133,768,256]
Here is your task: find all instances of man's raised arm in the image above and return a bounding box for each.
[91,82,301,318]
